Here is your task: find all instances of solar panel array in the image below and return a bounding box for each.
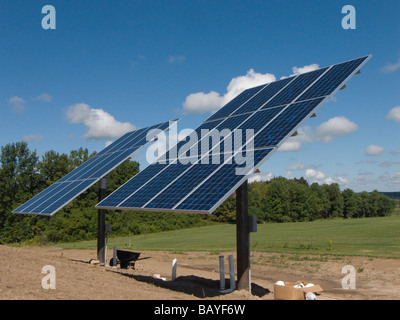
[96,55,371,214]
[12,120,176,216]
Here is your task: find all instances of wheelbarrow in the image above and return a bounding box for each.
[109,249,143,269]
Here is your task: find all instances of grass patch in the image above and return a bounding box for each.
[58,212,400,259]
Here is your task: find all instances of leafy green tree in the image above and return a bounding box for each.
[69,147,95,169]
[264,177,291,222]
[357,191,372,218]
[309,183,330,220]
[38,150,70,186]
[342,188,359,218]
[368,190,396,217]
[0,142,41,205]
[0,142,42,242]
[212,196,236,222]
[249,181,269,222]
[0,139,398,244]
[287,179,311,221]
[323,183,344,218]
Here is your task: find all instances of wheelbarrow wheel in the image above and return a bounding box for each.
[109,258,117,267]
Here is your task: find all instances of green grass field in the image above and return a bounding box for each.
[59,208,400,258]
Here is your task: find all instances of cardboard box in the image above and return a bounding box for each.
[274,282,323,300]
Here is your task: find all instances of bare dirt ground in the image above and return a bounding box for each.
[0,244,399,300]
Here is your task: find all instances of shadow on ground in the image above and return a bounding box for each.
[109,270,270,298]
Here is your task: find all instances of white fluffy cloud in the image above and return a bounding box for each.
[224,69,276,102]
[382,57,400,73]
[278,116,358,152]
[366,144,385,156]
[314,116,358,143]
[65,103,136,140]
[248,171,274,183]
[290,64,320,76]
[278,139,302,152]
[32,93,52,102]
[280,63,320,79]
[287,163,322,171]
[182,63,322,115]
[168,55,186,63]
[304,169,349,186]
[278,127,314,152]
[386,106,400,122]
[305,169,326,183]
[182,69,276,114]
[379,171,400,186]
[182,91,224,114]
[23,134,44,142]
[8,96,26,113]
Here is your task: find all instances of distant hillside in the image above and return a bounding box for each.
[380,192,400,200]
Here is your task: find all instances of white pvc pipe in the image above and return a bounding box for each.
[172,258,177,281]
[220,254,236,293]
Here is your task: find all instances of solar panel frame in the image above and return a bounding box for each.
[96,55,371,214]
[12,120,178,216]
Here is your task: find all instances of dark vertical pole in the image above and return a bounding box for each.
[97,178,107,264]
[236,180,251,291]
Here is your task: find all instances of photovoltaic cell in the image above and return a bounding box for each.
[12,120,176,216]
[175,148,273,212]
[261,67,328,109]
[231,77,294,116]
[255,98,324,148]
[96,55,371,214]
[205,84,267,122]
[116,160,195,209]
[298,57,368,101]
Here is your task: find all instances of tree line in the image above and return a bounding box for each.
[211,177,397,223]
[0,142,397,244]
[0,142,207,244]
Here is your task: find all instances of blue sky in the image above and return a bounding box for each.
[1,0,399,192]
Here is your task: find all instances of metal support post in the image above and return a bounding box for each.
[236,180,251,291]
[97,178,107,264]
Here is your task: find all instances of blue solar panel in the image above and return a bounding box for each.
[262,68,328,109]
[95,162,170,208]
[255,98,324,148]
[96,55,371,214]
[169,118,224,161]
[175,148,273,212]
[98,100,319,213]
[189,113,250,156]
[205,84,267,122]
[231,77,294,116]
[12,120,176,216]
[298,57,367,101]
[28,179,97,215]
[231,106,287,150]
[116,160,195,209]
